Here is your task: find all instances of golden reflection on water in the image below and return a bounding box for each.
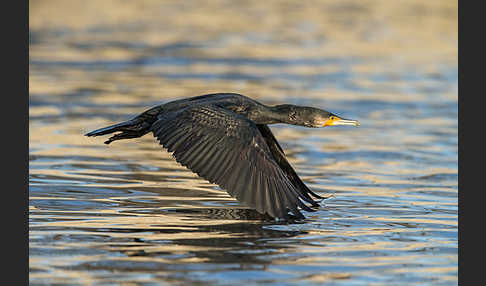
[30,0,457,285]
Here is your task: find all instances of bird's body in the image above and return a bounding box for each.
[86,93,359,219]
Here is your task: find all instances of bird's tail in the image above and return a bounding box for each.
[85,110,158,144]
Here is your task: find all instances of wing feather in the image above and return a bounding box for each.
[256,124,322,205]
[213,149,234,183]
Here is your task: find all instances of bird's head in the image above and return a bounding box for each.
[273,104,360,128]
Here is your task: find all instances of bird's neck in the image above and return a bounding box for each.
[246,104,295,125]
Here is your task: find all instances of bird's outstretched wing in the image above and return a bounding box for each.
[150,104,315,219]
[256,124,323,204]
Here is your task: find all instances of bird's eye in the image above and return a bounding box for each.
[330,116,335,120]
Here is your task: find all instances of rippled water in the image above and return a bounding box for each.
[29,1,457,285]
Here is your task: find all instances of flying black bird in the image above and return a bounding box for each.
[85,93,359,219]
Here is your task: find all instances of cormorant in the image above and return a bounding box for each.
[85,93,359,219]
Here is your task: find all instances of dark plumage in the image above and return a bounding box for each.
[85,93,359,220]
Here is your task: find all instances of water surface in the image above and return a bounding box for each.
[30,1,457,285]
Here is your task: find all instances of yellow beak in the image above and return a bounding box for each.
[324,116,360,127]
